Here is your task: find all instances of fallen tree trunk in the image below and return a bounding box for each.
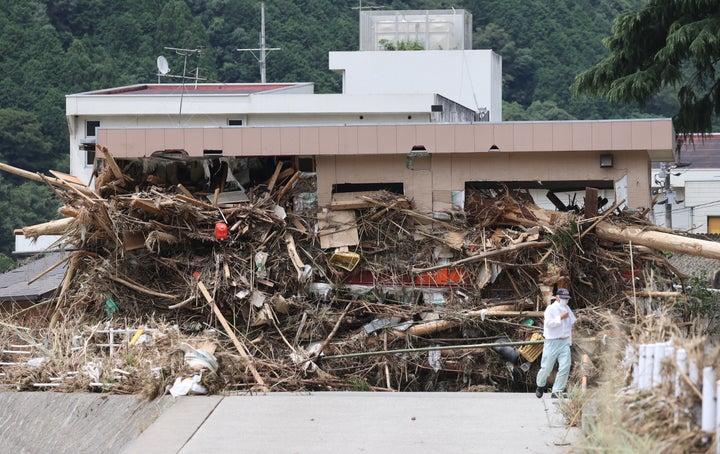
[21,217,75,238]
[596,222,720,260]
[0,162,97,197]
[502,202,720,261]
[395,307,542,339]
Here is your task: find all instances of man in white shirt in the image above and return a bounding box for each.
[535,288,577,398]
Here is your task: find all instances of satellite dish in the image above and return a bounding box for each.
[156,55,170,75]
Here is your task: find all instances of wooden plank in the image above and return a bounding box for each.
[197,281,267,389]
[266,162,284,192]
[176,194,217,210]
[284,232,305,278]
[176,184,194,197]
[49,170,86,187]
[330,191,409,210]
[317,210,359,249]
[584,187,599,218]
[122,231,146,251]
[97,145,124,180]
[545,191,567,211]
[275,170,300,202]
[130,198,167,218]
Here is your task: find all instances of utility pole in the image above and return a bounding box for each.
[664,162,673,228]
[237,2,280,83]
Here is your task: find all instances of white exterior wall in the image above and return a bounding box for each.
[651,168,720,232]
[66,91,468,184]
[684,181,720,232]
[329,50,502,121]
[14,235,64,255]
[66,92,445,119]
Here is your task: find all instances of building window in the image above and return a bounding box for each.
[85,147,95,166]
[298,157,315,172]
[86,120,100,137]
[708,216,720,234]
[84,120,100,166]
[333,182,404,195]
[228,119,243,126]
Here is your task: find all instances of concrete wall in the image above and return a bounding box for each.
[0,392,174,454]
[93,120,673,214]
[329,50,502,121]
[317,149,653,213]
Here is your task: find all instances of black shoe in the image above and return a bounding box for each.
[551,391,567,399]
[535,387,544,398]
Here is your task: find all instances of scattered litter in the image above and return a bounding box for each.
[169,373,207,397]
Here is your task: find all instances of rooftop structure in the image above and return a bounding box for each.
[359,9,472,51]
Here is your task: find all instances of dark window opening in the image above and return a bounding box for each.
[464,180,615,216]
[86,120,100,137]
[333,182,404,195]
[203,149,223,157]
[465,180,613,192]
[298,157,315,172]
[81,136,97,166]
[228,119,243,126]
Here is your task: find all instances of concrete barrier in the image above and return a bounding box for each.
[0,392,174,454]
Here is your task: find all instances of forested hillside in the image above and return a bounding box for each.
[0,0,663,269]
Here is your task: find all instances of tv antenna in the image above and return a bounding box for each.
[156,47,207,124]
[237,2,280,83]
[156,55,170,82]
[157,47,207,87]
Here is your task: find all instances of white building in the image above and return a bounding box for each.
[329,49,501,122]
[651,134,720,233]
[64,9,499,186]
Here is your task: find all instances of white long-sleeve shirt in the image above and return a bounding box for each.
[543,299,577,340]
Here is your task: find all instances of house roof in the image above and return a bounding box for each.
[678,134,720,169]
[667,233,720,287]
[0,252,67,302]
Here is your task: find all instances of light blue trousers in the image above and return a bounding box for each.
[536,338,572,393]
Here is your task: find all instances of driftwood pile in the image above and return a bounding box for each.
[1,149,719,395]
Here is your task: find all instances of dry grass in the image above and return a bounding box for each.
[566,312,718,453]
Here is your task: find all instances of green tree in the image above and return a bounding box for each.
[525,101,576,121]
[0,176,61,259]
[503,101,529,121]
[474,23,536,106]
[502,100,576,121]
[0,108,54,173]
[573,0,720,133]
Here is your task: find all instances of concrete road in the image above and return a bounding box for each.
[123,392,580,454]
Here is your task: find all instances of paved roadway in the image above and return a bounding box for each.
[122,392,580,454]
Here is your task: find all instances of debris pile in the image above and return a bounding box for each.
[1,150,718,396]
